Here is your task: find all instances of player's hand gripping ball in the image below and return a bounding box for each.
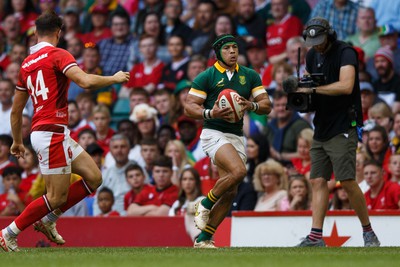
[217,89,244,123]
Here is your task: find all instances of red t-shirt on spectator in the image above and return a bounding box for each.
[194,157,219,195]
[291,158,311,175]
[98,210,120,217]
[96,128,115,156]
[364,181,400,210]
[134,184,178,207]
[124,184,153,210]
[19,168,39,193]
[80,28,112,45]
[0,191,28,214]
[266,14,303,59]
[125,61,164,88]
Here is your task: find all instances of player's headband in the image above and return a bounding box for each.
[212,34,237,51]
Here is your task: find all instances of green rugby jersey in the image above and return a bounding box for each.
[189,62,265,136]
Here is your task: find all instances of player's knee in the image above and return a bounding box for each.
[310,178,326,189]
[231,166,246,184]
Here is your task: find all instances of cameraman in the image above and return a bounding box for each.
[296,17,380,247]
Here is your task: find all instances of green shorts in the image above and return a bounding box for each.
[310,128,357,181]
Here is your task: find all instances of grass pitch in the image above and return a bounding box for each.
[1,247,400,267]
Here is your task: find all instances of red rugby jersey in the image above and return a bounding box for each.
[16,42,77,129]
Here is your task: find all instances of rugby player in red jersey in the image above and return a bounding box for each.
[0,11,129,252]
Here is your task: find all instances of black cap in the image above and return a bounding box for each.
[304,17,330,47]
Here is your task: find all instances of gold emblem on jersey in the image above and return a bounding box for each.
[239,76,246,85]
[216,78,224,87]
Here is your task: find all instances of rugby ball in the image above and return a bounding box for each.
[217,89,243,123]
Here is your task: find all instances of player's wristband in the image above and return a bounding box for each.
[250,102,259,112]
[202,109,212,120]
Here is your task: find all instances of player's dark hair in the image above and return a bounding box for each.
[3,166,23,179]
[152,155,173,169]
[35,10,63,36]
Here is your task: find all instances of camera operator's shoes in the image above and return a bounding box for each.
[194,198,210,231]
[363,231,380,247]
[296,236,326,247]
[194,239,216,249]
[33,221,65,245]
[0,229,19,252]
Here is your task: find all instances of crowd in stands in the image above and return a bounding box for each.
[1,0,400,239]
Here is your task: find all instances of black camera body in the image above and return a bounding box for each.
[286,73,326,113]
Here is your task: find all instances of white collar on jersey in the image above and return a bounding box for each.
[30,42,54,54]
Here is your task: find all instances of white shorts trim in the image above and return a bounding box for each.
[31,125,84,175]
[200,128,246,164]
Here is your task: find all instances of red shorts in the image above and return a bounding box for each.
[31,124,84,175]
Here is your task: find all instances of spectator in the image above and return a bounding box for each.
[76,92,97,123]
[77,128,97,150]
[123,164,151,211]
[286,36,307,78]
[345,7,380,60]
[372,46,400,112]
[21,114,31,145]
[310,0,358,40]
[2,15,21,53]
[176,115,205,162]
[253,159,288,211]
[245,133,270,182]
[123,34,164,96]
[154,89,175,126]
[228,179,258,216]
[80,5,112,44]
[157,124,177,155]
[104,119,144,170]
[265,91,311,165]
[356,149,371,194]
[172,79,192,122]
[246,38,268,79]
[186,54,207,82]
[366,125,392,176]
[93,134,136,216]
[279,174,312,211]
[368,102,394,137]
[97,187,120,217]
[159,35,189,93]
[86,142,104,171]
[3,0,37,34]
[257,0,311,25]
[180,0,198,27]
[17,144,39,194]
[62,6,82,42]
[98,11,133,76]
[134,0,165,37]
[128,88,151,113]
[194,156,219,195]
[139,138,160,184]
[389,153,400,184]
[0,79,14,135]
[4,62,19,85]
[37,0,58,14]
[9,43,28,65]
[266,0,303,64]
[0,166,27,216]
[169,167,203,241]
[291,128,314,179]
[364,160,400,210]
[391,112,400,152]
[162,0,193,46]
[68,100,92,141]
[0,135,15,191]
[366,25,400,81]
[66,36,84,65]
[190,0,217,55]
[266,61,293,95]
[130,103,159,139]
[165,139,192,185]
[84,0,126,33]
[367,0,400,32]
[360,81,380,123]
[93,104,115,155]
[329,182,352,210]
[127,155,179,216]
[235,0,266,43]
